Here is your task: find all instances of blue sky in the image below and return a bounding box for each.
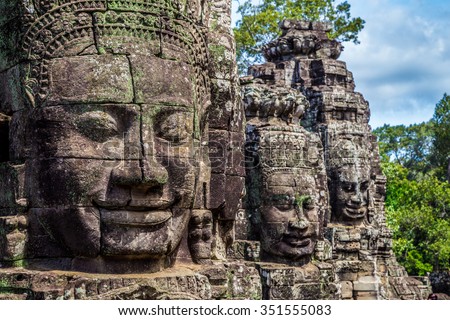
[232,0,450,128]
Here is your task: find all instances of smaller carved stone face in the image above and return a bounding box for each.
[332,164,370,222]
[188,209,213,262]
[259,173,320,261]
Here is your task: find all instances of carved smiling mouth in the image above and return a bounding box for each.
[94,198,175,228]
[343,204,367,219]
[99,208,172,227]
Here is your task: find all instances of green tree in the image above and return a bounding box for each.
[373,122,433,179]
[382,161,450,275]
[431,93,450,181]
[374,95,450,275]
[234,0,365,72]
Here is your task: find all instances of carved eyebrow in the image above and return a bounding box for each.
[271,194,293,201]
[159,106,193,112]
[77,110,117,124]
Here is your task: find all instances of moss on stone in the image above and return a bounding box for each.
[295,194,312,207]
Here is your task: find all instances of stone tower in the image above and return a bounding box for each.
[240,20,430,300]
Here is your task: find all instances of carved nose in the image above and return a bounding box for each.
[350,194,362,205]
[111,159,168,188]
[289,219,309,230]
[142,159,168,186]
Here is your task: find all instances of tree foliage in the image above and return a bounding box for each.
[382,162,450,275]
[233,0,365,72]
[431,93,450,180]
[373,122,433,179]
[374,94,450,275]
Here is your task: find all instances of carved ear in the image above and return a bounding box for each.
[0,162,28,264]
[188,209,213,263]
[0,163,28,210]
[193,159,211,210]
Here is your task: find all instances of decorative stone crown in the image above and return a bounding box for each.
[324,122,373,167]
[20,0,210,108]
[257,129,320,169]
[242,80,309,124]
[32,0,204,22]
[262,19,343,62]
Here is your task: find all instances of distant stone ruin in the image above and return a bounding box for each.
[0,1,430,299]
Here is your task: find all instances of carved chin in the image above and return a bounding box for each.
[100,208,190,258]
[262,237,315,260]
[31,206,190,259]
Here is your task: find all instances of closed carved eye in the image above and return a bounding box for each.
[154,111,193,145]
[294,194,315,210]
[360,181,369,191]
[342,182,356,192]
[302,197,315,210]
[270,194,295,211]
[76,111,118,142]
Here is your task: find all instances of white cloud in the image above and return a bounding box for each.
[341,0,450,127]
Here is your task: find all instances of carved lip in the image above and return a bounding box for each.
[343,206,367,219]
[283,235,311,247]
[100,209,172,227]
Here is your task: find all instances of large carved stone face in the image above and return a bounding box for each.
[24,53,207,271]
[259,172,320,262]
[4,0,214,272]
[331,164,370,222]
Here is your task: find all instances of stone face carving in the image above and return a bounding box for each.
[188,209,213,263]
[325,123,374,224]
[243,82,328,265]
[0,0,432,300]
[257,165,322,262]
[330,162,370,222]
[0,0,244,273]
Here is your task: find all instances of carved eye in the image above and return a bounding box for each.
[360,181,369,191]
[154,111,193,145]
[271,194,294,211]
[275,204,292,211]
[76,111,118,142]
[342,182,355,192]
[302,197,315,210]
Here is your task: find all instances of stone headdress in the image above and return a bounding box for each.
[21,0,210,114]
